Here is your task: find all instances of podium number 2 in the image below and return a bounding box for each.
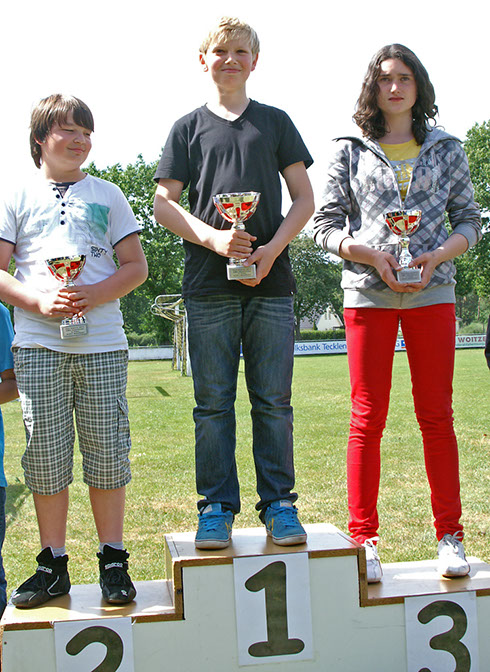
[66,626,124,672]
[417,601,470,672]
[245,561,305,657]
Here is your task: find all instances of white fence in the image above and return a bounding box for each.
[129,334,485,361]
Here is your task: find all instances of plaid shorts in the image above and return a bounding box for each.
[13,348,132,495]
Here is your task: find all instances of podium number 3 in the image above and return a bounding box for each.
[417,600,471,672]
[66,626,124,672]
[245,560,305,657]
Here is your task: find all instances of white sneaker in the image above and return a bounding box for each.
[363,538,382,583]
[437,533,470,578]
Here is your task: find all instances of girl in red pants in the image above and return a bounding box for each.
[314,44,481,582]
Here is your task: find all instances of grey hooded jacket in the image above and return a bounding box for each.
[313,128,481,309]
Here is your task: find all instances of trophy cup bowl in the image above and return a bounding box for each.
[213,191,261,281]
[384,210,422,283]
[46,255,88,339]
[46,254,86,286]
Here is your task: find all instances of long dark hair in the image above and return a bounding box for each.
[353,44,438,145]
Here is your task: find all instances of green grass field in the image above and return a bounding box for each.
[2,349,489,593]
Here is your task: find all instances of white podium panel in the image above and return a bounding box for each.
[233,552,313,665]
[405,592,479,672]
[54,617,134,672]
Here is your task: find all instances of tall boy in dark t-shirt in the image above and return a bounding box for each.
[154,17,314,549]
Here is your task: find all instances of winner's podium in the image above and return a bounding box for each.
[2,523,490,671]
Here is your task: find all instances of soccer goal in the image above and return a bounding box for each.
[151,294,191,376]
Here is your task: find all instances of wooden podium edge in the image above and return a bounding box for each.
[1,578,181,632]
[165,536,184,619]
[363,556,490,607]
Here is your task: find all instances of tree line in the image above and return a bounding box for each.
[84,120,490,344]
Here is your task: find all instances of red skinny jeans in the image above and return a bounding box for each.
[344,304,462,544]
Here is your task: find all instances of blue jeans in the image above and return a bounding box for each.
[0,486,6,615]
[185,295,297,515]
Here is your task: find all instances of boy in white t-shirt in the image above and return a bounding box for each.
[0,94,148,608]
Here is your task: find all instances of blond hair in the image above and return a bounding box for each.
[200,17,260,57]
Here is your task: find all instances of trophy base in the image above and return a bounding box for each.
[397,267,422,283]
[227,263,257,281]
[60,317,88,339]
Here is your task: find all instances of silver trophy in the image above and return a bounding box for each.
[384,210,422,283]
[46,255,88,339]
[213,191,260,280]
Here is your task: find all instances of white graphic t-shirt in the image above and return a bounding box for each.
[0,174,140,353]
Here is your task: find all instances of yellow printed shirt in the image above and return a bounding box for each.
[379,139,421,202]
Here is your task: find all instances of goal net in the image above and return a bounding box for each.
[150,294,191,376]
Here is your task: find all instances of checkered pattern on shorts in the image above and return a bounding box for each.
[13,348,132,495]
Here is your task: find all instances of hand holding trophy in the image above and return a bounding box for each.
[45,254,87,339]
[213,191,260,280]
[384,210,422,283]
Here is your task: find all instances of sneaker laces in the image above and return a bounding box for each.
[102,565,132,587]
[363,537,380,559]
[440,532,465,555]
[274,505,300,529]
[363,537,379,549]
[198,511,229,532]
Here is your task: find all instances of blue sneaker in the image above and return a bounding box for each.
[195,503,234,549]
[263,500,307,546]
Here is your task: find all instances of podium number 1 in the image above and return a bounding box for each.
[233,553,313,666]
[245,561,305,657]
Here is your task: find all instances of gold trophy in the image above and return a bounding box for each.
[46,255,87,339]
[384,210,422,283]
[213,192,260,280]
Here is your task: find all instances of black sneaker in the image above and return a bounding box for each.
[97,545,136,604]
[11,548,70,608]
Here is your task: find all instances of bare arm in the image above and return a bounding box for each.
[241,161,315,286]
[0,368,18,404]
[153,179,256,258]
[66,233,148,316]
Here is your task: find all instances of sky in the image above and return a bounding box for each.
[2,0,488,203]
